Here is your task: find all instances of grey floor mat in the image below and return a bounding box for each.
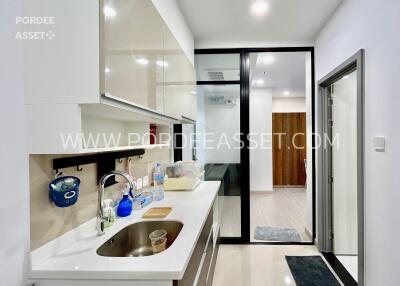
[286,256,341,286]
[254,226,301,242]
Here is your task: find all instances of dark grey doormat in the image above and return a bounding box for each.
[285,256,341,286]
[254,226,301,242]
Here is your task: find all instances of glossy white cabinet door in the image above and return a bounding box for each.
[163,28,197,120]
[103,0,165,113]
[23,0,100,104]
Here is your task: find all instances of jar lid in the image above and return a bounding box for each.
[64,177,75,186]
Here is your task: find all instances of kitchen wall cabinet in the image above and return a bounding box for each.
[23,0,100,105]
[164,28,197,121]
[102,0,197,119]
[23,0,195,154]
[103,0,165,112]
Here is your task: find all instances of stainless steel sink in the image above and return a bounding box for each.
[96,220,183,257]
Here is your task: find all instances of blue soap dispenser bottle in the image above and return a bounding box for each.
[117,183,133,217]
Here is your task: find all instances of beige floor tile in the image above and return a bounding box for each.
[251,188,311,242]
[212,245,320,286]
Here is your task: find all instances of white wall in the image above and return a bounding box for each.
[204,101,241,164]
[315,0,400,284]
[182,124,194,161]
[199,94,241,164]
[272,97,306,113]
[250,88,273,192]
[0,0,30,285]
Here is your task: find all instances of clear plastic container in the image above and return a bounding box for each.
[149,229,167,254]
[153,163,165,201]
[133,189,153,210]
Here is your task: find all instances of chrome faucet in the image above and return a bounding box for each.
[97,170,135,236]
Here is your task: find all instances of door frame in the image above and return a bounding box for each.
[195,47,316,245]
[195,49,244,244]
[317,50,364,286]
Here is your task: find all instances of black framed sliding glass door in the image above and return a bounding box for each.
[195,48,315,245]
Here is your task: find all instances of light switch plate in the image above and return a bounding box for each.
[136,177,143,190]
[143,175,149,187]
[373,136,385,152]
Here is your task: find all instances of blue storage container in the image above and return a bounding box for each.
[49,176,80,208]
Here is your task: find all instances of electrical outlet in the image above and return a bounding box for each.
[143,175,149,187]
[136,177,143,190]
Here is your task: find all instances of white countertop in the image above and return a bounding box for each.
[30,181,220,281]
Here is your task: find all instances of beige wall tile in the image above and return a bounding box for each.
[30,148,171,250]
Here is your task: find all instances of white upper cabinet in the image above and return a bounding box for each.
[164,27,197,120]
[23,0,100,104]
[103,0,165,113]
[23,0,195,154]
[23,0,195,119]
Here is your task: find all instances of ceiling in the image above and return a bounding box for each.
[177,0,343,46]
[250,52,306,98]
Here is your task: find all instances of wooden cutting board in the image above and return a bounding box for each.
[142,207,172,218]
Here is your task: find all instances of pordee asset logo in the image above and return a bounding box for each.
[15,16,56,40]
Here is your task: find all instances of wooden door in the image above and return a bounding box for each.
[272,113,307,186]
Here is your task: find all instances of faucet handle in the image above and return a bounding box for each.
[97,170,135,235]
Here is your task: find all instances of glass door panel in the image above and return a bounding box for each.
[195,54,240,81]
[248,51,313,243]
[197,84,242,238]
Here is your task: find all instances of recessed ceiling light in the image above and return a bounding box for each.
[263,55,275,65]
[104,67,110,73]
[251,1,269,17]
[283,90,291,96]
[103,6,117,18]
[190,91,197,95]
[156,60,169,67]
[284,275,292,285]
[136,58,149,65]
